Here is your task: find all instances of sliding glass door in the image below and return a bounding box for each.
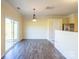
[5,18,19,51]
[13,21,19,44]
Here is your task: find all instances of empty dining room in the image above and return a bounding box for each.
[1,0,78,59]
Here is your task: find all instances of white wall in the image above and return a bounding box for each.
[23,18,62,40]
[23,19,49,39]
[55,30,78,59]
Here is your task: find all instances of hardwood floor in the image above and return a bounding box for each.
[2,39,66,59]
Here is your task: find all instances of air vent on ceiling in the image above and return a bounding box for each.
[17,7,20,10]
[46,6,55,9]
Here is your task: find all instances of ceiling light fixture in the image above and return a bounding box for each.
[32,8,37,22]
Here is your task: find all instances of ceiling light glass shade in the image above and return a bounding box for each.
[32,19,37,22]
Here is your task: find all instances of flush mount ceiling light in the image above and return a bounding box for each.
[32,8,37,22]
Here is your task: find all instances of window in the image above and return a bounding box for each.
[5,18,19,51]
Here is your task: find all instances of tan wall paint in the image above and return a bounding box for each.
[1,4,5,57]
[1,1,24,56]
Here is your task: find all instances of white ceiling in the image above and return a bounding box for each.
[6,0,78,18]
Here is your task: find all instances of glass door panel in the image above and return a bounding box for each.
[5,18,13,51]
[13,21,19,44]
[5,18,19,52]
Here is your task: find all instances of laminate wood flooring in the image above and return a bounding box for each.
[2,39,66,59]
